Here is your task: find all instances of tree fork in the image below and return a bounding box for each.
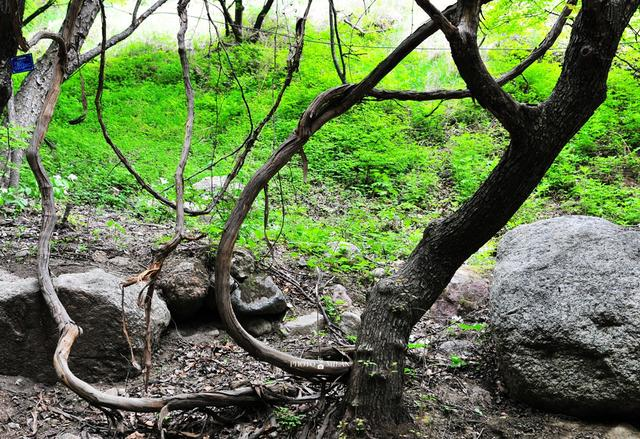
[344,0,640,434]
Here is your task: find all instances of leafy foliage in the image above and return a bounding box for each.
[4,14,638,272]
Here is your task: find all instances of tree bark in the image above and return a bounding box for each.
[234,0,244,39]
[4,0,99,188]
[253,0,275,31]
[344,0,640,433]
[0,0,24,116]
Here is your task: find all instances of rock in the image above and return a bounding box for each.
[192,175,244,192]
[108,256,131,267]
[0,269,170,383]
[156,257,209,320]
[324,284,352,308]
[490,216,640,418]
[327,241,360,256]
[430,266,489,321]
[231,274,288,316]
[56,434,81,439]
[438,340,475,357]
[91,250,108,263]
[371,267,386,278]
[339,311,361,336]
[15,249,28,258]
[605,425,640,439]
[244,318,273,337]
[205,272,238,312]
[230,248,256,281]
[284,312,325,336]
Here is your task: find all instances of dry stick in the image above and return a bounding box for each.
[140,0,197,392]
[212,0,575,378]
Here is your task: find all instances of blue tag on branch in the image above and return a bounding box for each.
[10,54,35,73]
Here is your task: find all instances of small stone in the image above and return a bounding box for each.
[438,340,475,357]
[230,248,256,281]
[430,266,489,321]
[15,249,28,258]
[193,175,244,192]
[606,425,640,439]
[338,311,361,336]
[108,256,131,267]
[244,318,273,337]
[324,284,352,308]
[284,312,325,336]
[231,274,287,316]
[327,241,360,256]
[371,267,386,278]
[91,250,108,263]
[156,257,209,320]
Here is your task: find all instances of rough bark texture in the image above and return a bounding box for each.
[5,0,100,187]
[345,0,640,433]
[0,0,24,116]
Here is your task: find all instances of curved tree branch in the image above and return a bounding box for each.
[212,2,463,379]
[368,1,575,102]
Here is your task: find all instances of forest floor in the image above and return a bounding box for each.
[1,207,639,439]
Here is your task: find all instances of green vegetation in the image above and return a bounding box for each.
[273,406,303,431]
[3,7,638,274]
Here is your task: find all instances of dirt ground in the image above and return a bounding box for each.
[1,207,639,438]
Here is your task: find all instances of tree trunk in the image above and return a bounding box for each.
[234,0,244,39]
[345,0,640,434]
[253,0,275,31]
[0,0,24,116]
[3,0,99,188]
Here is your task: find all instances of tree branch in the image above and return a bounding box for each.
[417,0,537,134]
[368,0,576,102]
[72,0,169,73]
[212,2,465,379]
[22,0,55,26]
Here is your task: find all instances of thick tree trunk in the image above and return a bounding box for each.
[0,0,24,115]
[345,0,640,434]
[3,0,99,188]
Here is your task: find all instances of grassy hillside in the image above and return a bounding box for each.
[3,19,639,274]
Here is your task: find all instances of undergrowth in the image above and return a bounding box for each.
[2,13,638,274]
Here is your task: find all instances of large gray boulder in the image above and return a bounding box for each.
[490,216,640,417]
[0,269,170,383]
